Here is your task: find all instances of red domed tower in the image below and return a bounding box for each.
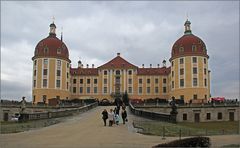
[169,19,210,103]
[32,21,71,104]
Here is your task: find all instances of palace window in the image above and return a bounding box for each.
[128,87,132,93]
[33,80,36,87]
[192,57,197,63]
[94,79,98,84]
[44,59,48,65]
[147,87,151,94]
[34,60,37,66]
[104,87,107,93]
[172,61,174,67]
[87,79,91,84]
[204,79,207,87]
[104,70,108,75]
[73,87,76,93]
[57,70,61,76]
[193,78,198,86]
[180,68,184,75]
[57,60,61,66]
[116,70,120,75]
[172,81,174,88]
[138,78,142,84]
[87,87,90,94]
[128,79,132,84]
[104,78,107,84]
[204,58,207,64]
[163,87,167,93]
[34,70,36,76]
[163,78,167,84]
[193,67,197,74]
[155,87,159,93]
[67,72,69,78]
[73,78,77,84]
[79,87,83,94]
[138,87,142,94]
[80,79,83,84]
[44,46,48,54]
[172,71,174,77]
[155,78,159,84]
[56,80,60,88]
[43,69,48,75]
[67,82,69,89]
[180,79,184,87]
[204,68,207,75]
[94,87,98,94]
[128,70,132,75]
[180,58,184,64]
[43,79,47,87]
[193,94,198,100]
[147,78,150,84]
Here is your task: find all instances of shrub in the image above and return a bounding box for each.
[153,136,210,147]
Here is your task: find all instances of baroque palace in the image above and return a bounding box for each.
[32,19,210,104]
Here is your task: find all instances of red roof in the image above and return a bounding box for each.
[170,34,209,60]
[33,35,70,62]
[98,55,138,69]
[137,67,171,75]
[70,68,98,76]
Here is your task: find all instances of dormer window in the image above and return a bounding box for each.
[179,47,184,53]
[57,48,61,54]
[192,45,197,52]
[44,46,49,54]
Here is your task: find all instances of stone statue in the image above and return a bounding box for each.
[20,96,27,113]
[170,97,178,115]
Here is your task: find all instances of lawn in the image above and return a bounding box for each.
[133,120,239,137]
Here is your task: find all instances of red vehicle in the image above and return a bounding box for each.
[211,97,225,102]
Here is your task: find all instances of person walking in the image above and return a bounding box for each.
[101,109,108,126]
[114,114,120,125]
[108,109,114,126]
[121,108,127,124]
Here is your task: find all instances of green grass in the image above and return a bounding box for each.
[133,121,239,137]
[0,119,61,134]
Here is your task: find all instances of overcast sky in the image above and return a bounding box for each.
[1,1,239,101]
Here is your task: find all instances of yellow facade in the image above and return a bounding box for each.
[32,20,211,104]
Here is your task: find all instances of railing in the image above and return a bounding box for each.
[129,102,176,123]
[19,102,98,121]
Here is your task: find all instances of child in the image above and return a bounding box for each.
[114,114,120,125]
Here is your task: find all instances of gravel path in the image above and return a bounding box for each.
[0,106,239,148]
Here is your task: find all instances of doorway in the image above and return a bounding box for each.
[229,112,234,121]
[194,113,200,122]
[3,112,9,121]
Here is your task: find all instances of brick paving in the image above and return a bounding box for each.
[0,106,239,148]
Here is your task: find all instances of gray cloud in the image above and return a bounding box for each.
[1,1,239,100]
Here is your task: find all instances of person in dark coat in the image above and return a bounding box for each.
[121,109,127,124]
[101,109,108,126]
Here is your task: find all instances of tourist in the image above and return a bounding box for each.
[121,108,127,124]
[108,109,114,126]
[101,109,108,126]
[114,114,120,125]
[122,103,126,110]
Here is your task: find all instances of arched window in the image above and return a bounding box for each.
[57,48,61,54]
[116,70,120,75]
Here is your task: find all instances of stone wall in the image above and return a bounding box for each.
[136,105,240,123]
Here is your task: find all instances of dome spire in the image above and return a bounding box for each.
[49,16,56,36]
[184,19,192,35]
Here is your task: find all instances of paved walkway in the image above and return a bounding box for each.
[0,106,239,148]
